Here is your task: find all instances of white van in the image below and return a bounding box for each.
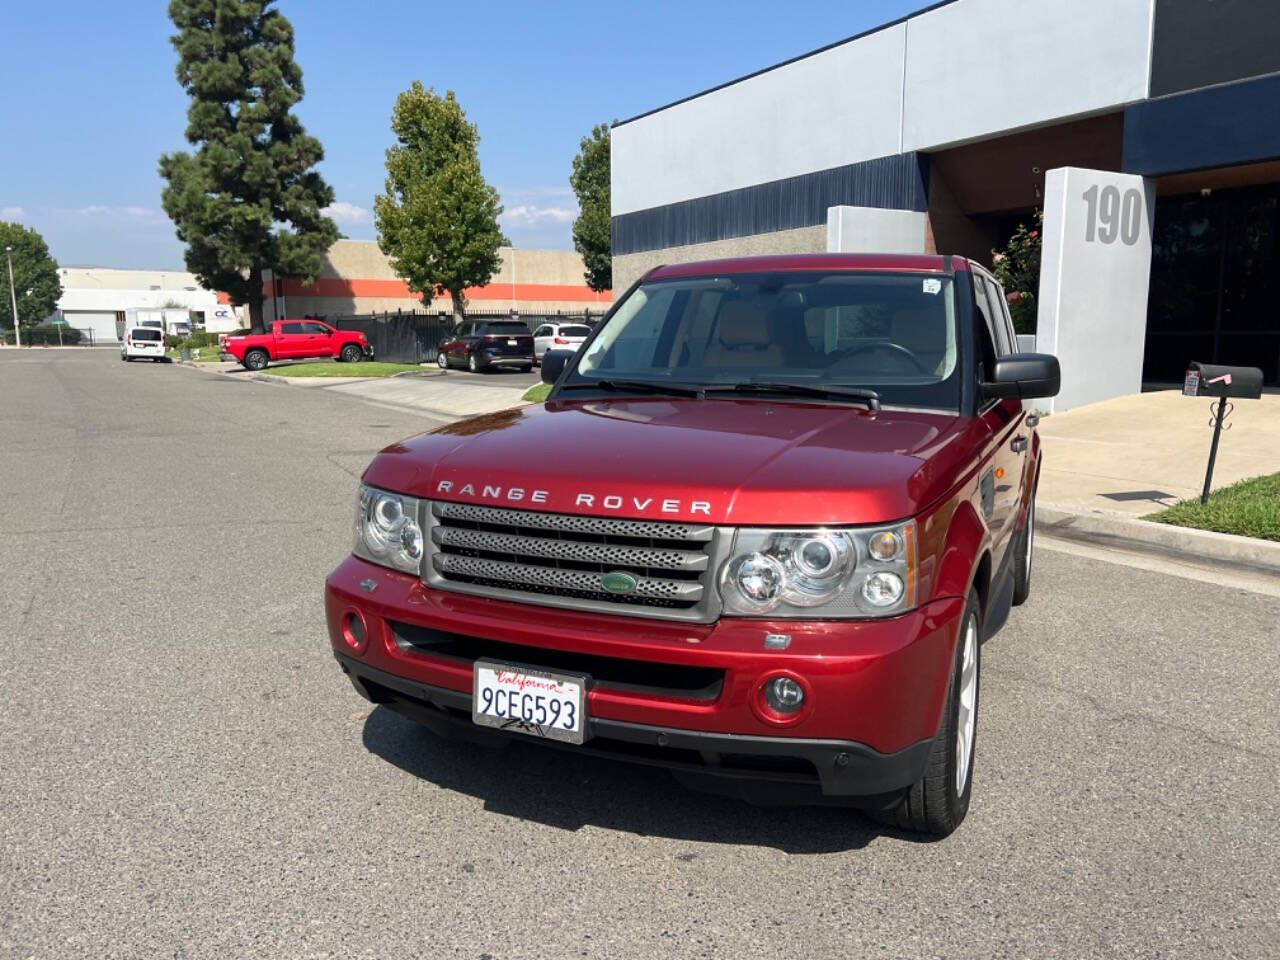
[121,325,167,362]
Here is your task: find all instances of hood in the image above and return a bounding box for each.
[362,397,989,526]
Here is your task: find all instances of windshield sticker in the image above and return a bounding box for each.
[922,279,942,295]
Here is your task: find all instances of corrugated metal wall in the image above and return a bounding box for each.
[611,153,929,256]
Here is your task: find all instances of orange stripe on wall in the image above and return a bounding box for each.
[263,277,611,302]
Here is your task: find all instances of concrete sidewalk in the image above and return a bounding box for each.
[183,360,531,420]
[1037,388,1280,517]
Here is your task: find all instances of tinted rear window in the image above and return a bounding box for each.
[483,323,531,335]
[559,325,591,337]
[130,328,162,341]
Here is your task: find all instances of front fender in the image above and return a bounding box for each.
[930,497,991,604]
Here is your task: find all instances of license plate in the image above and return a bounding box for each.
[507,339,518,346]
[472,660,588,745]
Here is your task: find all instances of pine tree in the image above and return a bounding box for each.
[159,0,338,329]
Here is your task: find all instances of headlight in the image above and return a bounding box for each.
[354,484,424,574]
[719,521,916,618]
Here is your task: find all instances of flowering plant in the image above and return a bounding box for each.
[991,212,1042,335]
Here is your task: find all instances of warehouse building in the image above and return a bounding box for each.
[611,0,1280,408]
[262,241,612,324]
[50,267,239,344]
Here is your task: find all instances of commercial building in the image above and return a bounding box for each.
[611,0,1280,409]
[262,241,611,324]
[50,267,240,344]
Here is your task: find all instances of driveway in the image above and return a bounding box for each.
[2,350,1276,959]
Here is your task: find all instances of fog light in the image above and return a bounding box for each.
[343,611,367,652]
[764,676,805,714]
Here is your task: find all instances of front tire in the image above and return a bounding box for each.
[1011,498,1034,606]
[436,352,449,369]
[243,349,269,371]
[874,588,981,837]
[340,344,363,363]
[468,353,479,373]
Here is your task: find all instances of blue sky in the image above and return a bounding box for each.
[0,0,924,269]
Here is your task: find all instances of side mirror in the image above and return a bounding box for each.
[982,353,1061,400]
[541,349,574,385]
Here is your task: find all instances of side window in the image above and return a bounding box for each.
[280,322,305,335]
[971,282,999,390]
[302,322,330,335]
[988,280,1019,354]
[534,325,551,338]
[981,277,1015,355]
[971,276,1009,356]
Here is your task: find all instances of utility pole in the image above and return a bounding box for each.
[5,246,20,347]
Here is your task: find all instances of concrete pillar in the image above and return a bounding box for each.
[826,206,928,254]
[1036,167,1156,413]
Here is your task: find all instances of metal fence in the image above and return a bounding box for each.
[320,310,602,364]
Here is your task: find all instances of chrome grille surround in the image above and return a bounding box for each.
[422,501,728,623]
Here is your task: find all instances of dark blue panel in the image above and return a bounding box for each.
[612,153,929,257]
[1124,72,1280,176]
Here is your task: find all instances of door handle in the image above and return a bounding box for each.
[1011,436,1028,453]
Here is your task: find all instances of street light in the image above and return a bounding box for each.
[4,246,19,348]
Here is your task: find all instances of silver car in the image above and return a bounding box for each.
[532,322,591,362]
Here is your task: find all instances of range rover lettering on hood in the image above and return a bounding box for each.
[435,480,712,516]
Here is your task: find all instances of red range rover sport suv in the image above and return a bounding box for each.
[326,254,1060,836]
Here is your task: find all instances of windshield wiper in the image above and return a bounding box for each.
[558,378,705,398]
[703,382,881,410]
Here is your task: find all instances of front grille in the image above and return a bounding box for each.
[424,501,723,622]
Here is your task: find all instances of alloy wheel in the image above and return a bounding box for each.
[955,612,978,794]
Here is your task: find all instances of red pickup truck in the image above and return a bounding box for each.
[326,254,1060,836]
[223,319,372,370]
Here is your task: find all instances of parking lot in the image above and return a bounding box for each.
[2,349,1277,959]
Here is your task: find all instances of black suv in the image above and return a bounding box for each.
[437,320,535,373]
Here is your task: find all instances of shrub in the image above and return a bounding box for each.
[992,213,1042,335]
[165,334,184,348]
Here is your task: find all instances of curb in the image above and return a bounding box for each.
[1038,504,1280,576]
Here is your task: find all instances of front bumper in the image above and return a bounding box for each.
[326,555,964,799]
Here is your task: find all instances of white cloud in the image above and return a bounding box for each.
[74,205,166,222]
[323,201,372,226]
[1,206,24,221]
[501,204,577,227]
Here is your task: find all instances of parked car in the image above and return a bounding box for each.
[120,326,166,362]
[436,320,534,373]
[327,253,1060,837]
[532,322,592,362]
[222,320,372,370]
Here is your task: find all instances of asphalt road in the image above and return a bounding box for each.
[2,349,1277,959]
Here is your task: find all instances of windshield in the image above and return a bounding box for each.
[570,271,961,410]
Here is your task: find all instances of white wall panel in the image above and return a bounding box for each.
[1036,167,1155,413]
[901,0,1153,152]
[825,206,928,253]
[612,24,906,215]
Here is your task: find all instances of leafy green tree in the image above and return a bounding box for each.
[374,83,506,321]
[0,221,62,330]
[992,213,1043,335]
[569,123,613,293]
[159,0,338,330]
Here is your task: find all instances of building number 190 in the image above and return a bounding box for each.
[1083,184,1143,246]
